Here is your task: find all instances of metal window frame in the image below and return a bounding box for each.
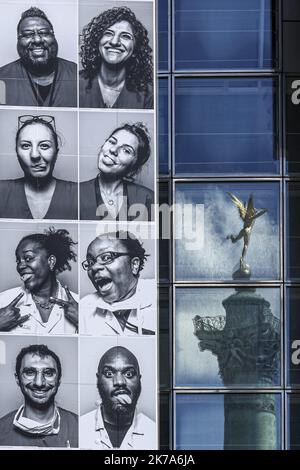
[173,389,284,450]
[172,74,281,178]
[172,0,280,74]
[157,0,293,451]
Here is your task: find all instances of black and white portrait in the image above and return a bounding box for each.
[79,111,154,221]
[79,0,154,109]
[0,109,78,220]
[79,224,156,336]
[0,336,78,448]
[0,0,77,107]
[0,222,78,335]
[80,336,156,449]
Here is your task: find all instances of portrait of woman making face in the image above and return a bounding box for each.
[80,122,154,221]
[79,6,153,109]
[0,115,78,219]
[0,227,78,335]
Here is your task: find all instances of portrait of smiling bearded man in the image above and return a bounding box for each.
[80,231,156,336]
[0,7,77,107]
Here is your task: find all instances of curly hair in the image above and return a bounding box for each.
[80,6,153,92]
[98,230,148,274]
[104,122,151,178]
[16,227,77,273]
[17,7,53,33]
[15,344,62,381]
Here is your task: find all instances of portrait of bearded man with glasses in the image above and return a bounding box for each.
[0,343,78,448]
[0,7,77,107]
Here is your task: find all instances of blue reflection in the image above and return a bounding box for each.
[175,0,274,70]
[176,394,281,450]
[175,78,278,175]
[158,0,169,71]
[175,287,281,387]
[175,181,280,281]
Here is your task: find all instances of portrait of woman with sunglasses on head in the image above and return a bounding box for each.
[80,121,154,221]
[0,115,78,219]
[79,6,153,109]
[0,227,78,335]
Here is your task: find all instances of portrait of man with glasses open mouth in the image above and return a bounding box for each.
[80,231,156,336]
[0,7,77,107]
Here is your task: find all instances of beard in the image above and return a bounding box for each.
[18,40,58,75]
[99,383,141,422]
[21,382,58,410]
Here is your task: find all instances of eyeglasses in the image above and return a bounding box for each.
[18,29,54,40]
[21,367,57,381]
[18,115,56,132]
[82,251,130,270]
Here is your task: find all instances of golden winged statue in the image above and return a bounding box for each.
[226,192,267,266]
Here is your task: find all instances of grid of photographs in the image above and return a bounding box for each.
[0,0,157,450]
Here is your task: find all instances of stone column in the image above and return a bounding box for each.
[193,287,280,449]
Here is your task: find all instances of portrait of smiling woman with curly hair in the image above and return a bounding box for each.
[79,5,153,109]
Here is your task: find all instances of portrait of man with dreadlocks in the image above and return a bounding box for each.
[79,5,153,109]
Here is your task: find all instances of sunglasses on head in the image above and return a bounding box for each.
[18,115,56,132]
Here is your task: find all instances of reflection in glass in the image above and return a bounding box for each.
[159,181,170,281]
[159,78,169,175]
[158,0,169,71]
[175,78,277,175]
[286,287,300,387]
[176,393,281,450]
[175,182,280,281]
[175,287,280,388]
[174,0,275,70]
[288,394,300,449]
[286,183,300,280]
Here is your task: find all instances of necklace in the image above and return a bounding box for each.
[32,295,53,309]
[100,183,124,207]
[32,284,58,310]
[101,190,116,206]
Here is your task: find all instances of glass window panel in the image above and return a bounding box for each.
[174,0,275,70]
[158,0,169,71]
[160,287,170,388]
[160,393,170,449]
[175,287,281,388]
[159,181,170,281]
[286,183,300,280]
[175,182,280,281]
[285,77,300,174]
[286,287,300,387]
[175,78,278,175]
[176,393,281,450]
[159,78,169,175]
[287,394,300,449]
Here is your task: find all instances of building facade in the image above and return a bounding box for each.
[158,0,300,450]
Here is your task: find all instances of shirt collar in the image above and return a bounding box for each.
[21,281,65,332]
[94,403,144,448]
